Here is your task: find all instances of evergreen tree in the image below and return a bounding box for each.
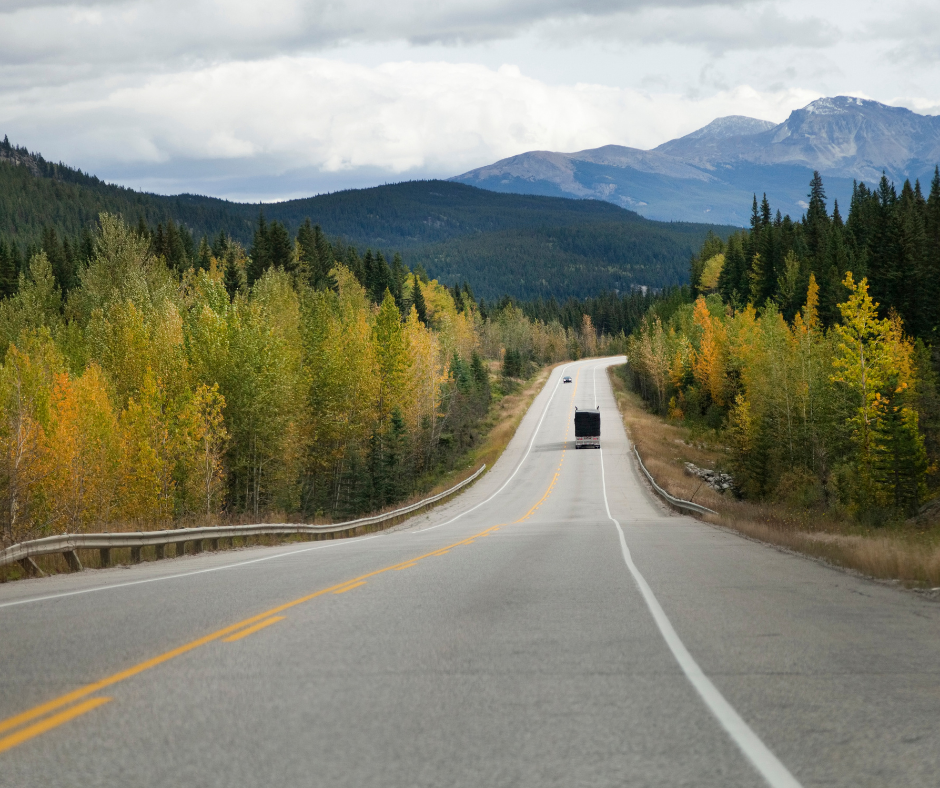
[223,250,242,299]
[717,232,747,306]
[296,219,337,291]
[197,236,212,271]
[247,211,270,287]
[40,226,75,292]
[412,274,428,325]
[266,220,293,272]
[164,218,187,272]
[211,230,228,260]
[0,239,17,298]
[390,253,406,310]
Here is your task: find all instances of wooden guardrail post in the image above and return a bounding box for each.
[18,557,44,577]
[175,542,186,557]
[99,548,111,568]
[63,550,83,572]
[130,546,141,563]
[154,544,165,560]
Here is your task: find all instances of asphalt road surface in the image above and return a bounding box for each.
[1,357,938,788]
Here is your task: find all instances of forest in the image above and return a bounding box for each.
[0,210,631,548]
[0,137,729,299]
[628,169,940,521]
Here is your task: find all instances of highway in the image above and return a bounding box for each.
[1,357,938,787]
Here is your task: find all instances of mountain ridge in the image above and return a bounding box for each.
[453,96,940,224]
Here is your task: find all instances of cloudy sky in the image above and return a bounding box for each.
[2,0,938,200]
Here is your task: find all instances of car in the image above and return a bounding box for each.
[563,376,572,383]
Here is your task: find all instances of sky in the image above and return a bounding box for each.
[1,0,939,201]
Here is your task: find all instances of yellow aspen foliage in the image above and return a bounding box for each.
[118,369,175,522]
[177,383,229,517]
[831,275,911,454]
[402,305,446,436]
[373,290,412,428]
[581,314,598,357]
[0,336,62,544]
[44,365,119,533]
[691,297,728,406]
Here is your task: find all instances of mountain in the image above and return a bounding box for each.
[0,139,732,300]
[453,96,940,225]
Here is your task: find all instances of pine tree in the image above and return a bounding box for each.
[246,211,270,287]
[717,232,747,306]
[211,230,228,260]
[0,239,16,299]
[40,226,75,293]
[296,219,337,291]
[164,218,187,272]
[390,253,406,310]
[196,236,212,271]
[411,274,428,325]
[895,180,929,335]
[926,167,940,336]
[223,250,242,300]
[266,220,293,272]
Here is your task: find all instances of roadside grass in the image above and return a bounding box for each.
[0,363,559,583]
[608,365,940,591]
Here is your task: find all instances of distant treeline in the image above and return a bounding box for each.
[691,169,940,339]
[0,138,731,300]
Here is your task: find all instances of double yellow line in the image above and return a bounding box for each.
[0,526,501,755]
[0,366,585,755]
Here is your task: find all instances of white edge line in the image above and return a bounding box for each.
[598,448,803,788]
[0,534,382,610]
[414,359,577,533]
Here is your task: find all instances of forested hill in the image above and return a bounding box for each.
[0,137,731,300]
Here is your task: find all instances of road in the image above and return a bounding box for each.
[1,357,938,788]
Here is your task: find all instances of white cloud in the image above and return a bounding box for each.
[0,0,936,199]
[0,55,821,198]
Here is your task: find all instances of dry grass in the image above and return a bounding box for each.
[608,365,940,591]
[0,364,560,583]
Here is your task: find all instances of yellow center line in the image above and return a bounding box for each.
[0,698,112,755]
[223,616,285,642]
[0,363,590,753]
[0,523,506,746]
[332,581,367,595]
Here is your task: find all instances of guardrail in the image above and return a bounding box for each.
[633,447,716,516]
[1,464,487,576]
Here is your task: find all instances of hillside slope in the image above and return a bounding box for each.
[0,141,731,299]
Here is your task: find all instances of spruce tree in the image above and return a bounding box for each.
[247,211,270,287]
[390,252,406,309]
[0,239,16,298]
[223,250,242,300]
[266,220,293,272]
[412,273,428,325]
[165,218,187,272]
[197,236,212,271]
[211,230,228,260]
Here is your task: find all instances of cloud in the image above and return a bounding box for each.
[537,4,840,55]
[0,0,935,200]
[0,55,820,199]
[0,0,781,70]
